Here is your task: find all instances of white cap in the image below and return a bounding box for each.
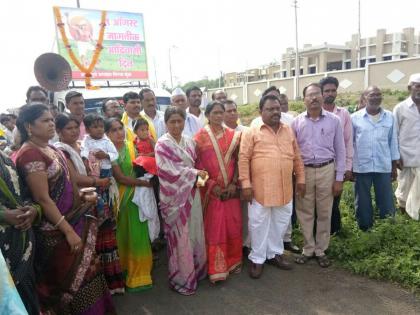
[408,73,420,84]
[171,87,186,96]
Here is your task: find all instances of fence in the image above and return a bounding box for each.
[206,57,420,105]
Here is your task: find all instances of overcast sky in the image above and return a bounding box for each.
[0,0,419,111]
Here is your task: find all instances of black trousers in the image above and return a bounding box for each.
[330,194,342,234]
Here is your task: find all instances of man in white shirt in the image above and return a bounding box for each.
[65,91,86,141]
[250,88,294,127]
[102,98,123,120]
[166,87,202,139]
[223,99,248,132]
[393,73,420,220]
[186,86,206,126]
[140,88,165,139]
[212,90,228,103]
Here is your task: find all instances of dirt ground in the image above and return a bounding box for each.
[113,251,420,315]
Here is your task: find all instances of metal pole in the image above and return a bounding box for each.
[293,0,300,99]
[168,47,173,89]
[76,0,80,8]
[357,0,361,68]
[153,57,158,88]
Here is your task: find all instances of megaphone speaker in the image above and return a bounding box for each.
[34,53,72,92]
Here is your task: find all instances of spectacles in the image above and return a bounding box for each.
[305,92,322,98]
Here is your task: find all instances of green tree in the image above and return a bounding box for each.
[182,77,223,92]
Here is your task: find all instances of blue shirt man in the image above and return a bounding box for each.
[351,86,400,230]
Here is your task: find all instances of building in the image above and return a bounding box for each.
[224,28,420,86]
[224,64,281,86]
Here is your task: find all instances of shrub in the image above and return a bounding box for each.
[293,183,420,292]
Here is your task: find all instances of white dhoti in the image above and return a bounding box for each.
[395,167,420,220]
[241,200,251,248]
[283,221,293,242]
[248,199,292,264]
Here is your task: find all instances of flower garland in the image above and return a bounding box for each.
[53,6,107,90]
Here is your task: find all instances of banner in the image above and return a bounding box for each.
[54,7,148,80]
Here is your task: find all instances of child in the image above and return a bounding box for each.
[133,118,163,252]
[80,114,124,294]
[133,118,157,175]
[134,118,155,157]
[81,114,119,212]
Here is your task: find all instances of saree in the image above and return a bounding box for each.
[54,141,125,295]
[194,126,242,282]
[0,151,39,315]
[16,145,115,315]
[115,140,153,291]
[155,133,207,295]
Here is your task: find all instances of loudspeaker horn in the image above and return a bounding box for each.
[34,53,72,92]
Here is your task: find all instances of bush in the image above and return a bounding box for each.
[237,103,259,126]
[289,100,305,113]
[293,183,420,292]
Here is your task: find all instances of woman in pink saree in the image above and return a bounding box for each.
[194,101,242,284]
[155,107,208,295]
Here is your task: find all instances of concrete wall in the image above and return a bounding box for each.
[368,57,420,90]
[208,57,420,105]
[298,74,325,96]
[225,86,244,105]
[267,78,295,99]
[247,82,269,104]
[326,69,365,93]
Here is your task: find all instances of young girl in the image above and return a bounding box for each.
[133,118,157,175]
[133,118,162,251]
[134,118,155,156]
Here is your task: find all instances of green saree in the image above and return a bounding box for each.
[115,140,153,291]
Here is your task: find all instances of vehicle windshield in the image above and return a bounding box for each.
[83,96,171,114]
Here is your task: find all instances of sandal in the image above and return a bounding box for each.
[294,254,312,264]
[230,264,242,274]
[316,255,331,268]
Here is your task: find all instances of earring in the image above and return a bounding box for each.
[28,129,32,137]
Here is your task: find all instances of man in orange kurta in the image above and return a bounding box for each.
[239,94,305,279]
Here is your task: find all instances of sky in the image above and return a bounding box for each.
[0,0,419,111]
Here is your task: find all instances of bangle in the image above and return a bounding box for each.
[91,177,97,186]
[54,215,65,229]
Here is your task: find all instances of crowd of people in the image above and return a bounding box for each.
[0,73,419,315]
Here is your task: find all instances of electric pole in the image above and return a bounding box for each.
[293,0,300,99]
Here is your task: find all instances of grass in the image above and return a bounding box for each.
[295,183,420,292]
[238,89,420,292]
[289,183,420,292]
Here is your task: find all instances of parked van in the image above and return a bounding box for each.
[53,86,171,114]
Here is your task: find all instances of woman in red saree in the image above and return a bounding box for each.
[194,101,242,283]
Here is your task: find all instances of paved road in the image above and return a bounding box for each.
[113,252,420,315]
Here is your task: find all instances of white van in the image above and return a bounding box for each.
[53,85,171,114]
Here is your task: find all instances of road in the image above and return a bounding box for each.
[113,251,420,315]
